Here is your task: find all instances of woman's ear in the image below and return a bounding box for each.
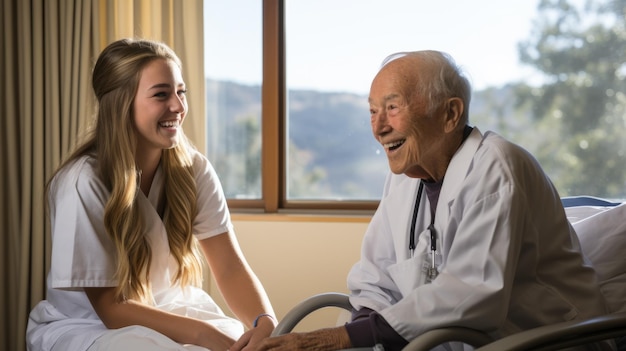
[443,97,463,133]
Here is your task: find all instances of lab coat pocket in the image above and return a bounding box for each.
[387,226,438,297]
[387,254,427,298]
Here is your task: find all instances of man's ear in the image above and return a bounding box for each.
[443,97,463,133]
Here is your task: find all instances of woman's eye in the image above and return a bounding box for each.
[153,92,168,98]
[178,89,188,96]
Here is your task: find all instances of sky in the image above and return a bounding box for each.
[204,0,543,94]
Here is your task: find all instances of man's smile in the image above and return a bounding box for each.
[383,139,406,151]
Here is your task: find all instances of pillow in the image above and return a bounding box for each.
[567,202,626,314]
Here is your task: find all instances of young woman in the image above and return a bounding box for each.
[26,38,275,351]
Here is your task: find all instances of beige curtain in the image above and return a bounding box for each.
[0,1,205,350]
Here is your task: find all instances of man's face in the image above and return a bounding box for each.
[368,59,446,180]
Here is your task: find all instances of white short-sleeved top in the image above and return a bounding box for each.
[27,149,241,351]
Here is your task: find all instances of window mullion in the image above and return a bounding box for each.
[262,0,285,212]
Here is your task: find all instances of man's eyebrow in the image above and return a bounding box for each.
[369,93,401,104]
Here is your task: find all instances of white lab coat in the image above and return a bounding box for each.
[26,149,243,351]
[347,128,608,346]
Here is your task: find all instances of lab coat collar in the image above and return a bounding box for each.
[435,127,484,226]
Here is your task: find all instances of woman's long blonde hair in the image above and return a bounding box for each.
[49,38,203,303]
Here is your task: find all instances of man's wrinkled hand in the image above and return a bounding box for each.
[249,327,352,351]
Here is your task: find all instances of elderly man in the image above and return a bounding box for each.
[239,51,608,351]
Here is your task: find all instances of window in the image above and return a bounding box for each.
[203,0,263,202]
[204,0,626,213]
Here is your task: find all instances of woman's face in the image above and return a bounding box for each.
[133,58,187,156]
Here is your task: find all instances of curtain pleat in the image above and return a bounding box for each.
[2,0,23,350]
[1,1,205,350]
[172,0,207,153]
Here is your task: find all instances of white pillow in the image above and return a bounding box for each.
[567,203,626,314]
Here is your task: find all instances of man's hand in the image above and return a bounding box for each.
[248,326,352,351]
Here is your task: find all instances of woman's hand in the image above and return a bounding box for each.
[229,315,275,351]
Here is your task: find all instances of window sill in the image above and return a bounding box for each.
[231,210,373,223]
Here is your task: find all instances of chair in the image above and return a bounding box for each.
[474,312,626,351]
[272,292,354,337]
[271,292,496,350]
[272,292,626,350]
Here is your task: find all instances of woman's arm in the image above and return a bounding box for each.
[199,231,276,349]
[84,287,235,351]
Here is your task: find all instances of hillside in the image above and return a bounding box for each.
[205,79,519,199]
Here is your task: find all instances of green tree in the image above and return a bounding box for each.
[516,0,626,198]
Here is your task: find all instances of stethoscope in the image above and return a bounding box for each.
[407,126,471,279]
[409,182,438,280]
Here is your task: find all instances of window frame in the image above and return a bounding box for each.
[215,0,626,213]
[224,0,379,214]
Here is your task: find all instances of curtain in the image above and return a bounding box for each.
[0,1,205,350]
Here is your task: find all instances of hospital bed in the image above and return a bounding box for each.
[272,197,626,350]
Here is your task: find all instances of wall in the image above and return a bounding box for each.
[207,215,370,332]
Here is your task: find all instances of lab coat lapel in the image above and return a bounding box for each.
[436,128,483,228]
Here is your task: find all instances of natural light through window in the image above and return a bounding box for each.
[204,0,263,200]
[204,0,626,208]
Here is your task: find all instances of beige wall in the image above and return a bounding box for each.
[207,215,370,332]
